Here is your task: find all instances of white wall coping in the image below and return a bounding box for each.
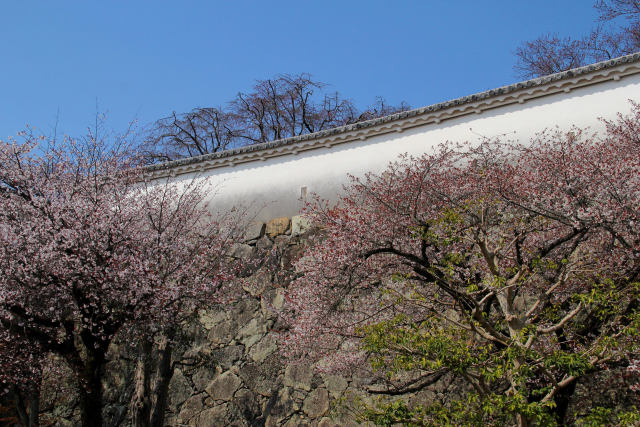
[143,53,640,180]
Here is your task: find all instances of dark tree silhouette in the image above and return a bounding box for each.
[515,1,640,78]
[144,73,410,162]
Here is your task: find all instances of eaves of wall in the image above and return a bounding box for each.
[144,53,640,179]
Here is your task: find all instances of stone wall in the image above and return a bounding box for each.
[159,215,365,426]
[32,216,462,426]
[34,215,637,426]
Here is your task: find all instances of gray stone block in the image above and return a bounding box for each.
[169,368,193,407]
[302,388,329,418]
[205,371,242,401]
[244,221,265,242]
[291,215,311,237]
[284,363,313,391]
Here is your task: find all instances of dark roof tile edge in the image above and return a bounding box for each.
[145,52,640,173]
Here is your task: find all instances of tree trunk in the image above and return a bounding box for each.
[553,380,577,425]
[14,389,29,427]
[27,386,40,427]
[14,369,42,427]
[150,330,175,427]
[516,413,531,427]
[78,348,107,427]
[131,339,153,427]
[79,376,104,427]
[553,329,578,425]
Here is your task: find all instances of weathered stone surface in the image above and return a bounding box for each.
[198,309,227,330]
[228,388,263,424]
[331,416,361,427]
[271,288,285,310]
[40,356,78,411]
[42,416,75,427]
[351,371,375,387]
[237,315,267,348]
[283,414,311,427]
[207,318,237,345]
[243,269,271,297]
[169,368,193,406]
[164,415,178,426]
[211,345,244,369]
[182,344,212,362]
[291,215,311,237]
[291,388,308,403]
[192,365,219,392]
[323,374,348,398]
[318,417,340,427]
[233,297,261,325]
[303,388,330,418]
[432,372,451,393]
[410,389,437,408]
[264,414,281,427]
[205,371,243,401]
[255,235,273,251]
[261,352,283,379]
[265,217,290,237]
[284,363,314,391]
[195,404,228,427]
[249,334,277,363]
[267,386,297,424]
[238,362,277,397]
[178,394,204,424]
[244,221,266,242]
[260,289,285,325]
[50,403,75,420]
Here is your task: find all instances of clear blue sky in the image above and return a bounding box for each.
[0,1,599,141]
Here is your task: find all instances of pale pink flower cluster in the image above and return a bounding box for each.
[0,135,244,396]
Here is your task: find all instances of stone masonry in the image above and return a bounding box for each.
[35,214,637,426]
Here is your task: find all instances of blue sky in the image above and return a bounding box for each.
[1,1,599,141]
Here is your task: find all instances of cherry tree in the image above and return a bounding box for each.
[0,133,243,427]
[283,107,640,425]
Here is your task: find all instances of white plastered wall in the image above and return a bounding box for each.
[168,75,640,222]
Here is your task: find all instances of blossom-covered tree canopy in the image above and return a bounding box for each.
[283,106,640,426]
[0,134,243,427]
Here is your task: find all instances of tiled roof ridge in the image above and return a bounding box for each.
[145,52,640,174]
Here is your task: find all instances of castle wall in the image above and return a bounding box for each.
[162,74,640,222]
